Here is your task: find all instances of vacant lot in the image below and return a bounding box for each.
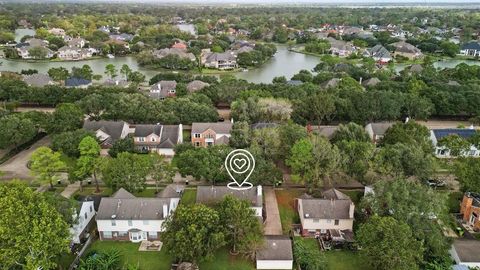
[276,189,303,234]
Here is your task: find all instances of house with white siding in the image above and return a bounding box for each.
[70,200,96,244]
[256,236,293,270]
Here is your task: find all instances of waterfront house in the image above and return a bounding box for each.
[186,80,210,93]
[326,37,356,57]
[391,41,423,59]
[96,188,180,242]
[152,48,195,62]
[429,128,479,158]
[256,236,293,270]
[68,38,86,48]
[57,46,92,60]
[191,122,233,147]
[22,73,54,87]
[133,124,183,156]
[460,41,480,57]
[364,44,392,63]
[65,77,92,88]
[201,49,238,70]
[149,80,177,100]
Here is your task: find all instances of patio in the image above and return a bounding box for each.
[139,240,163,251]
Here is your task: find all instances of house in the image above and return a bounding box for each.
[104,79,130,88]
[308,125,338,140]
[186,80,210,93]
[16,40,54,59]
[362,77,381,88]
[460,192,480,232]
[364,44,392,63]
[286,80,303,86]
[83,120,131,149]
[57,46,92,60]
[296,188,355,238]
[460,41,480,57]
[22,73,54,87]
[48,28,66,37]
[65,77,92,88]
[365,122,394,144]
[449,239,480,268]
[429,128,479,158]
[68,38,86,48]
[70,199,95,244]
[149,80,177,100]
[152,48,196,62]
[96,188,180,242]
[201,49,238,70]
[109,33,134,42]
[196,185,263,217]
[391,41,423,59]
[133,124,183,156]
[326,37,356,57]
[321,78,341,89]
[256,236,293,270]
[191,122,233,147]
[171,42,187,49]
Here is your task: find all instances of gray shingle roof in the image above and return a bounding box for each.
[310,125,338,139]
[256,236,293,261]
[134,124,162,137]
[191,122,232,134]
[452,239,480,263]
[322,188,351,200]
[134,124,179,148]
[82,120,128,145]
[369,122,394,136]
[22,73,53,87]
[300,199,352,219]
[196,186,262,207]
[187,80,210,92]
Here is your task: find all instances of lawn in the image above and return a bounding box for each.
[276,189,303,234]
[56,252,76,270]
[73,187,113,198]
[324,250,370,270]
[180,188,197,205]
[446,191,463,213]
[198,248,255,270]
[133,189,159,197]
[85,241,173,270]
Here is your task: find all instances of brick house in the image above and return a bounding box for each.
[191,122,232,147]
[460,192,480,232]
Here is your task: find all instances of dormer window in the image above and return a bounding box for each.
[151,137,156,142]
[139,137,145,142]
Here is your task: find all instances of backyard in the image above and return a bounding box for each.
[198,248,255,270]
[180,188,197,205]
[276,189,303,234]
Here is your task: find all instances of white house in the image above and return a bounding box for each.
[256,236,293,270]
[430,128,479,158]
[196,185,263,218]
[450,239,480,268]
[297,189,354,237]
[70,200,96,244]
[96,188,180,242]
[460,41,480,57]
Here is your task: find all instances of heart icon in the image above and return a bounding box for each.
[234,158,247,170]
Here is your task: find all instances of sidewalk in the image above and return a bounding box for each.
[263,187,283,235]
[61,182,81,199]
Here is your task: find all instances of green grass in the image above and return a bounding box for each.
[446,191,463,213]
[180,189,197,205]
[59,154,77,171]
[85,241,173,270]
[276,189,303,234]
[324,250,369,270]
[339,189,364,205]
[133,189,159,197]
[198,248,255,270]
[56,252,76,270]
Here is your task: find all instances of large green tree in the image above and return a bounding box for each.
[0,182,70,270]
[149,154,176,193]
[30,146,66,188]
[101,152,151,192]
[75,136,103,192]
[0,114,37,149]
[357,216,423,270]
[162,204,225,263]
[46,103,84,134]
[454,158,480,193]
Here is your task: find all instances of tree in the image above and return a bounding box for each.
[28,46,49,59]
[127,71,145,83]
[46,103,84,134]
[361,179,451,265]
[149,154,176,193]
[229,121,251,149]
[51,129,95,157]
[108,137,135,158]
[79,249,122,270]
[303,91,336,125]
[101,152,151,192]
[357,216,423,270]
[175,146,229,183]
[105,64,118,79]
[75,136,103,192]
[0,182,70,270]
[217,195,264,255]
[331,122,370,143]
[337,140,375,181]
[286,135,342,190]
[0,114,37,149]
[120,64,132,80]
[72,65,94,80]
[30,147,66,189]
[278,122,308,160]
[162,204,225,263]
[258,98,293,122]
[48,67,69,81]
[454,158,480,193]
[294,239,327,270]
[380,121,433,154]
[437,134,471,157]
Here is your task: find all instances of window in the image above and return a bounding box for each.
[143,220,149,225]
[195,142,200,147]
[84,212,88,220]
[334,219,339,225]
[149,231,158,238]
[103,231,112,239]
[89,206,93,212]
[194,133,201,138]
[128,220,133,226]
[118,231,127,237]
[139,137,145,142]
[151,137,156,142]
[326,219,332,223]
[207,142,213,146]
[111,220,116,226]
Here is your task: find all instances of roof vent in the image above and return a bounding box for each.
[305,213,310,218]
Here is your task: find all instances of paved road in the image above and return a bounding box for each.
[0,136,51,180]
[264,187,283,235]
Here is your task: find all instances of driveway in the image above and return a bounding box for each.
[264,187,283,235]
[0,136,51,181]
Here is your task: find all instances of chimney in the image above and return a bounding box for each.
[178,124,183,143]
[359,77,363,84]
[257,185,262,196]
[162,204,168,219]
[349,202,355,219]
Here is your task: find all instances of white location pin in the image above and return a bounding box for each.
[225,149,255,190]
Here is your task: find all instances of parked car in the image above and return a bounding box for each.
[425,179,446,188]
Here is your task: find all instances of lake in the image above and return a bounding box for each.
[0,43,478,83]
[15,28,36,42]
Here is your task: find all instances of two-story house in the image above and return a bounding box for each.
[460,192,480,232]
[365,122,394,144]
[70,199,96,244]
[149,81,177,100]
[96,188,180,242]
[430,128,479,158]
[83,120,131,152]
[201,49,238,70]
[196,185,263,218]
[191,122,233,147]
[296,189,354,238]
[133,124,183,156]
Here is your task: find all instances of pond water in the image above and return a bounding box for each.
[14,28,36,42]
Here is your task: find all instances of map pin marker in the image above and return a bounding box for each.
[225,149,255,190]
